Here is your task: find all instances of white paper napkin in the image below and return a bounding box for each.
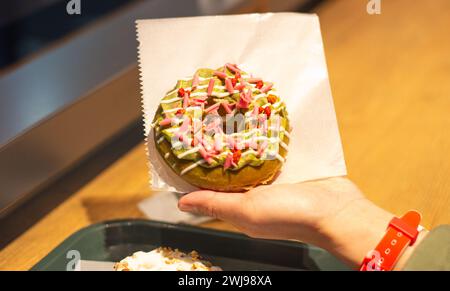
[138,192,213,224]
[136,12,346,193]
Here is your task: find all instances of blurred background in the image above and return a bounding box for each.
[0,0,449,270]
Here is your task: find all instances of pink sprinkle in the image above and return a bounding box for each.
[183,93,189,109]
[240,91,251,103]
[234,84,245,91]
[221,102,232,114]
[204,102,221,114]
[174,131,185,142]
[225,63,241,74]
[237,95,249,109]
[246,78,262,83]
[213,71,227,79]
[261,82,273,93]
[248,139,258,150]
[207,78,215,96]
[226,136,236,149]
[245,88,252,101]
[214,135,223,152]
[225,78,234,94]
[199,146,213,164]
[159,118,172,126]
[253,106,259,115]
[258,140,268,157]
[179,117,191,132]
[223,153,233,170]
[192,72,199,89]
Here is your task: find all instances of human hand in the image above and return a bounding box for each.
[178,177,409,268]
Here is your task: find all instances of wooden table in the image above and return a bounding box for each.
[1,0,450,270]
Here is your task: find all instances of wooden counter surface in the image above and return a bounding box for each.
[1,0,450,270]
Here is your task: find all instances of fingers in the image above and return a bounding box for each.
[178,190,245,221]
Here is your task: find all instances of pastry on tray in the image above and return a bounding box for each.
[114,247,221,271]
[151,63,291,192]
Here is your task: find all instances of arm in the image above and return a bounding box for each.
[178,177,428,269]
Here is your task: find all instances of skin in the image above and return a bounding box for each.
[178,177,428,269]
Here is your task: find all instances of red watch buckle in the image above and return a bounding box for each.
[389,215,419,245]
[360,210,422,271]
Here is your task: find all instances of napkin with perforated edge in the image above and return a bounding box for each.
[136,12,347,193]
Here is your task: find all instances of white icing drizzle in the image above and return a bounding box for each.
[157,136,165,144]
[276,154,285,163]
[282,128,291,139]
[280,141,289,151]
[160,97,182,104]
[177,146,201,159]
[180,159,206,175]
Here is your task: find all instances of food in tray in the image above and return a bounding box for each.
[114,247,221,271]
[151,63,291,191]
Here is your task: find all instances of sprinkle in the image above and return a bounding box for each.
[192,72,199,89]
[247,78,262,84]
[258,140,268,157]
[178,117,191,132]
[221,102,232,114]
[214,134,223,152]
[256,80,264,89]
[245,88,252,101]
[199,146,213,164]
[267,94,277,104]
[213,71,227,79]
[159,118,172,126]
[225,78,234,94]
[176,108,185,115]
[207,78,215,96]
[177,88,185,97]
[232,149,241,165]
[231,78,237,87]
[223,153,233,170]
[226,63,241,74]
[237,95,249,109]
[226,136,236,149]
[204,102,221,114]
[261,82,273,93]
[264,106,272,118]
[234,84,245,91]
[258,107,264,114]
[183,92,189,109]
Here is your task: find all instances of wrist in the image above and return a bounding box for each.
[318,198,393,268]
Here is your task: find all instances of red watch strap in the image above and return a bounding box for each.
[360,210,422,271]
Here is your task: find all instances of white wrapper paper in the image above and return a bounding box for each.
[136,13,346,193]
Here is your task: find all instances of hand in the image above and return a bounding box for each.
[178,177,424,268]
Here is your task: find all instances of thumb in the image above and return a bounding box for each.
[178,190,245,220]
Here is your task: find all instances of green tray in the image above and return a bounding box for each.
[31,219,349,271]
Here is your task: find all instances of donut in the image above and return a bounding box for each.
[151,63,290,192]
[114,247,221,271]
